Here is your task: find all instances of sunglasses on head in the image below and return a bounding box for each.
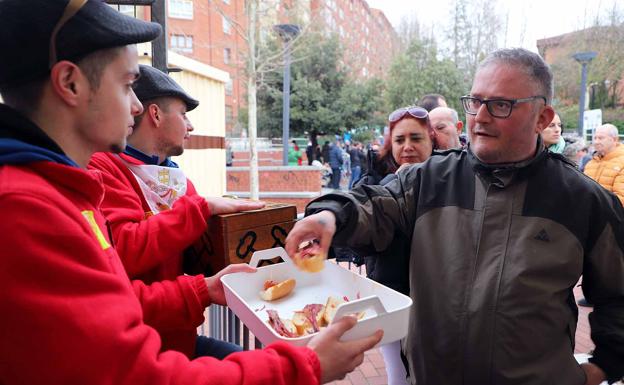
[388,106,429,123]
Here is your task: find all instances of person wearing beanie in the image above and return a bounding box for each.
[0,1,382,384]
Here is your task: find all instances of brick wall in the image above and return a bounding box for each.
[226,166,323,213]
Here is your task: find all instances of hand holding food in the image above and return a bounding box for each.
[285,210,336,267]
[293,240,326,273]
[259,278,296,301]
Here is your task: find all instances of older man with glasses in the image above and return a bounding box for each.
[286,48,624,385]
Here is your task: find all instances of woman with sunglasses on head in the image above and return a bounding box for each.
[356,106,436,385]
[541,112,566,153]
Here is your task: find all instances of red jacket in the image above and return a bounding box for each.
[89,152,211,356]
[0,160,321,385]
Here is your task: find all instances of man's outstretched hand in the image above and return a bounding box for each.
[206,197,265,215]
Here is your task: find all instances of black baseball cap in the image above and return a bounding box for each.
[0,0,162,88]
[134,65,200,111]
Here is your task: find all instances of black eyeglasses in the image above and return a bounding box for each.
[460,95,547,119]
[388,106,428,123]
[49,0,88,68]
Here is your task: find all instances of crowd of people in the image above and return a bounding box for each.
[1,2,623,385]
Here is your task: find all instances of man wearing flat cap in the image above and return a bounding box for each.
[0,1,382,384]
[89,64,263,359]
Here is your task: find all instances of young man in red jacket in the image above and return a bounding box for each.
[0,1,382,385]
[89,64,261,359]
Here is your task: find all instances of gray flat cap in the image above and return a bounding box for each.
[134,65,199,111]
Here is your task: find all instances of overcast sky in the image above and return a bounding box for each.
[366,0,621,52]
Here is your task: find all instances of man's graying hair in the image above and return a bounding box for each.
[478,48,553,104]
[449,108,459,124]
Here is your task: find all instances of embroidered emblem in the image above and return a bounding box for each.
[534,229,550,242]
[158,168,170,184]
[81,210,111,250]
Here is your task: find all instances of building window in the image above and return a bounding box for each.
[168,0,193,19]
[222,15,232,34]
[225,105,234,124]
[170,34,193,53]
[108,4,136,17]
[225,79,233,96]
[224,48,232,64]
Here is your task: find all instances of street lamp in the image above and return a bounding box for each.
[572,51,597,137]
[274,24,300,166]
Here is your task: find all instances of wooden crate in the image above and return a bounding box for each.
[184,203,297,276]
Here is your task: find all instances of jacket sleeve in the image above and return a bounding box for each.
[611,167,624,206]
[0,193,321,385]
[306,163,419,254]
[89,154,211,277]
[132,274,210,331]
[584,193,624,383]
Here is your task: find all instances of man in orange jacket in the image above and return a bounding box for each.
[0,1,382,384]
[584,123,624,205]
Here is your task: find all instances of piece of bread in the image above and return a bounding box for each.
[259,278,296,301]
[293,252,325,273]
[293,240,326,273]
[282,319,298,336]
[323,296,346,324]
[292,311,315,336]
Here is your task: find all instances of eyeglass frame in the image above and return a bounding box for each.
[388,105,429,123]
[460,95,547,119]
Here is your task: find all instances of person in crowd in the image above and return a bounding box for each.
[355,105,436,385]
[584,123,624,205]
[321,140,330,164]
[577,123,624,308]
[306,141,314,165]
[416,93,447,111]
[88,64,264,359]
[288,139,302,165]
[541,112,566,153]
[315,143,323,162]
[0,1,382,384]
[286,48,624,385]
[226,139,234,166]
[328,140,344,189]
[428,106,464,150]
[562,136,589,168]
[348,141,365,189]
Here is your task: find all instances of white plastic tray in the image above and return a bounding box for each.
[221,247,413,346]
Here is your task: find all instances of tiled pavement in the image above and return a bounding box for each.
[327,283,595,385]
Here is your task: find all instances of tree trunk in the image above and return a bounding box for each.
[247,0,259,200]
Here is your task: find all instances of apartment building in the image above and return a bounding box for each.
[310,0,399,79]
[111,0,399,135]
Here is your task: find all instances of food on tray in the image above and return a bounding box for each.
[267,310,298,338]
[293,240,325,273]
[259,278,296,301]
[266,297,364,337]
[323,296,344,324]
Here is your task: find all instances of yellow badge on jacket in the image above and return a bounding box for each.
[81,210,111,250]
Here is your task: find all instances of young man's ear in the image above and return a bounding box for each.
[146,103,161,126]
[49,61,88,107]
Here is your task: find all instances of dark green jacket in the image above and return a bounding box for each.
[307,145,624,385]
